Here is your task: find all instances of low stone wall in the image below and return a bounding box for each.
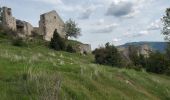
[78,44,91,54]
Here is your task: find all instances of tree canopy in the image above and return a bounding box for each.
[64,19,81,39]
[50,29,66,51]
[93,42,122,67]
[0,7,2,24]
[162,8,170,40]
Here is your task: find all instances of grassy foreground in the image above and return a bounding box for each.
[0,38,170,100]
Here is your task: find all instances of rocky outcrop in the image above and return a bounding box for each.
[118,44,152,61]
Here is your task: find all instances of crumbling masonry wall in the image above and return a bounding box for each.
[16,20,33,37]
[1,7,33,37]
[1,7,92,53]
[78,44,91,54]
[2,7,16,31]
[39,10,65,41]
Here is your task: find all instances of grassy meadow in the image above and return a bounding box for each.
[0,36,170,100]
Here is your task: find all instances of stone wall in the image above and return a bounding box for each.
[2,7,16,31]
[1,7,33,37]
[16,20,33,37]
[39,10,65,41]
[33,27,40,35]
[78,44,91,54]
[1,7,66,40]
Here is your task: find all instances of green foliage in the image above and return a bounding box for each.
[128,45,140,66]
[64,19,81,39]
[50,29,66,51]
[146,51,170,74]
[66,44,76,53]
[0,7,2,24]
[1,38,170,99]
[162,8,170,40]
[165,43,170,60]
[93,42,122,67]
[12,37,27,47]
[0,39,170,100]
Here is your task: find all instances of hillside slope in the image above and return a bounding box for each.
[119,42,168,53]
[0,38,170,100]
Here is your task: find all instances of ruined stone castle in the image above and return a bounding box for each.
[0,6,91,54]
[1,7,65,40]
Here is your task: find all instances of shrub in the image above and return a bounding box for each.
[12,37,27,47]
[50,29,66,51]
[146,52,170,74]
[66,44,76,53]
[93,42,122,67]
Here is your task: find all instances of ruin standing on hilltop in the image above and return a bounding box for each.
[0,7,91,54]
[1,7,65,41]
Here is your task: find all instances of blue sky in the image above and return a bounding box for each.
[1,0,170,49]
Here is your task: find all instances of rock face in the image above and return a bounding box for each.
[118,44,152,61]
[138,44,152,57]
[39,10,65,41]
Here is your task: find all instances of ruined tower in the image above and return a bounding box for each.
[2,7,16,30]
[39,10,65,41]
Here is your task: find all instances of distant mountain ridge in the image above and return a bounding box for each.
[118,42,168,53]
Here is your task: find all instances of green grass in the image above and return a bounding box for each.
[0,36,170,100]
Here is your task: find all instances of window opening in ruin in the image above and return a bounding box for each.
[7,11,11,16]
[54,16,56,19]
[7,8,11,16]
[16,20,24,33]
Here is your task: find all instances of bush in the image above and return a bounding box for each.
[12,37,27,47]
[146,52,170,74]
[50,29,66,51]
[93,42,122,67]
[66,44,76,53]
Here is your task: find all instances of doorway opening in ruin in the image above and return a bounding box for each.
[16,20,24,34]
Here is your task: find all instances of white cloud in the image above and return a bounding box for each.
[122,30,149,38]
[113,38,122,42]
[78,4,102,19]
[91,23,118,33]
[135,30,149,37]
[147,19,162,30]
[31,0,63,5]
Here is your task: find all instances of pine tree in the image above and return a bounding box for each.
[50,29,66,51]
